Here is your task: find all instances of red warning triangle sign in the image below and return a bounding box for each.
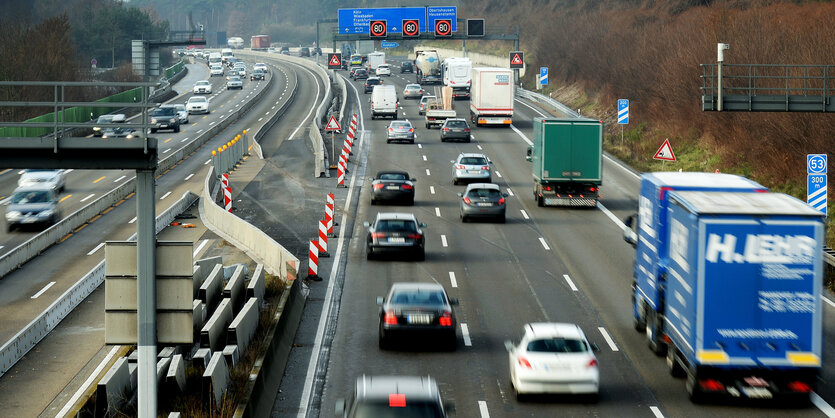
[325,116,341,131]
[653,138,676,161]
[329,55,341,66]
[511,53,523,65]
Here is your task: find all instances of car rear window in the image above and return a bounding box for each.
[379,173,407,180]
[391,122,411,129]
[375,220,417,233]
[467,188,501,199]
[391,291,446,306]
[446,121,467,128]
[526,338,588,353]
[367,79,381,85]
[460,157,486,165]
[153,108,176,116]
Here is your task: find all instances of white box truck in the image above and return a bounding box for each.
[367,51,386,72]
[371,85,398,120]
[443,57,472,99]
[469,67,514,127]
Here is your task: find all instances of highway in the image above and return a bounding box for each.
[0,52,328,416]
[275,60,835,417]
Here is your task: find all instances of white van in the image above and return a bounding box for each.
[371,85,398,120]
[221,48,234,62]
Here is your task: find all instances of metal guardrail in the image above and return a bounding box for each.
[0,191,198,378]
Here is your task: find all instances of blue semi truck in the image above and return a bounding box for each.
[624,172,825,402]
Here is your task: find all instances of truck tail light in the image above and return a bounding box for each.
[700,379,725,392]
[589,187,597,192]
[439,311,452,326]
[788,381,812,393]
[543,185,553,191]
[384,310,397,325]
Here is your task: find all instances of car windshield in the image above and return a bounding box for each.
[378,173,407,181]
[229,77,241,81]
[368,79,380,85]
[459,157,487,165]
[173,105,185,111]
[12,190,52,204]
[390,290,446,306]
[97,115,115,123]
[375,220,417,233]
[526,338,588,353]
[467,188,501,199]
[351,402,443,418]
[446,121,467,128]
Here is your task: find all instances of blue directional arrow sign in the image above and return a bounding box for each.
[618,99,629,125]
[539,67,548,86]
[381,41,399,49]
[807,154,827,215]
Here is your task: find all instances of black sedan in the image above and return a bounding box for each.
[352,68,369,80]
[250,69,265,81]
[364,77,382,94]
[440,118,471,142]
[364,212,425,261]
[378,282,458,350]
[371,171,416,205]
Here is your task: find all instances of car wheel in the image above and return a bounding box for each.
[366,246,374,260]
[174,126,180,133]
[537,195,544,207]
[441,137,446,142]
[7,224,13,233]
[408,197,415,206]
[646,310,667,356]
[461,214,467,223]
[378,327,390,350]
[425,123,430,129]
[410,139,414,144]
[453,178,458,185]
[150,128,157,133]
[386,139,391,144]
[446,334,457,351]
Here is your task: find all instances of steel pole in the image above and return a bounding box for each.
[136,168,157,417]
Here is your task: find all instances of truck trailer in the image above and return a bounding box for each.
[415,49,442,84]
[526,118,602,207]
[442,57,472,99]
[469,68,513,126]
[251,35,270,51]
[624,173,823,403]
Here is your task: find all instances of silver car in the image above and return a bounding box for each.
[403,84,424,99]
[5,186,60,231]
[160,104,189,124]
[226,76,243,90]
[458,183,507,223]
[451,153,492,185]
[419,95,436,115]
[18,169,66,193]
[386,120,415,144]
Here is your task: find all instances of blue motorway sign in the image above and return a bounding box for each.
[539,67,548,85]
[807,174,827,215]
[618,99,629,124]
[338,7,457,34]
[807,154,827,174]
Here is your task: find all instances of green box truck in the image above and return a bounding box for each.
[527,118,603,207]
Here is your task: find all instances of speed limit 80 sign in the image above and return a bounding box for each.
[434,19,452,38]
[369,20,387,38]
[402,19,419,38]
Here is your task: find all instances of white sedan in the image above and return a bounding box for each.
[505,323,599,401]
[375,64,392,76]
[185,96,209,114]
[193,80,212,94]
[209,65,224,77]
[253,62,268,73]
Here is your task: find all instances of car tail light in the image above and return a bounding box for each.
[788,381,812,393]
[456,164,465,169]
[439,311,452,326]
[543,185,553,191]
[463,197,472,205]
[373,183,385,190]
[406,233,422,239]
[371,232,387,239]
[587,358,598,368]
[384,310,398,325]
[518,356,532,369]
[481,166,490,171]
[409,128,414,133]
[401,184,413,190]
[443,128,449,132]
[699,379,725,392]
[464,128,470,132]
[388,128,393,132]
[498,198,505,205]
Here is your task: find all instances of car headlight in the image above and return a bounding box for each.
[40,209,54,218]
[151,118,158,124]
[93,127,101,131]
[170,118,176,123]
[6,211,21,218]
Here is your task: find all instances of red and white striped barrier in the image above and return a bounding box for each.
[222,173,232,212]
[318,219,330,257]
[342,138,352,161]
[306,240,321,281]
[337,162,345,187]
[325,194,335,236]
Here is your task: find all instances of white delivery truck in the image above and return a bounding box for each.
[442,57,472,99]
[371,84,398,120]
[470,67,514,127]
[221,48,234,63]
[367,51,386,72]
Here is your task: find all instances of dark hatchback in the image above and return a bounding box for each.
[400,61,415,73]
[150,106,180,133]
[364,77,382,94]
[336,375,453,418]
[352,68,369,80]
[370,171,416,205]
[377,282,458,350]
[250,69,266,81]
[440,118,471,142]
[364,212,425,261]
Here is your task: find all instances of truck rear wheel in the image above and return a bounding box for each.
[666,347,686,378]
[686,371,705,404]
[645,310,666,356]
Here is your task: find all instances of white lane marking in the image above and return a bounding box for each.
[160,191,171,200]
[163,148,171,154]
[129,216,137,224]
[228,109,234,113]
[477,145,483,150]
[18,170,25,175]
[597,202,627,230]
[197,129,203,133]
[650,406,664,418]
[520,210,529,220]
[265,112,270,115]
[430,186,435,195]
[258,117,263,122]
[31,281,56,299]
[478,401,490,418]
[417,144,422,149]
[181,137,190,142]
[87,243,105,256]
[209,121,215,125]
[193,239,209,257]
[425,169,431,176]
[461,323,472,346]
[57,346,121,418]
[272,105,276,109]
[563,274,579,291]
[422,155,427,161]
[441,235,448,247]
[822,295,835,309]
[435,207,441,217]
[0,196,10,205]
[80,193,96,202]
[448,272,457,288]
[510,124,533,146]
[598,327,619,351]
[204,159,211,165]
[496,171,503,178]
[287,66,321,141]
[538,237,550,250]
[506,188,514,196]
[113,175,126,183]
[185,173,195,181]
[812,392,835,417]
